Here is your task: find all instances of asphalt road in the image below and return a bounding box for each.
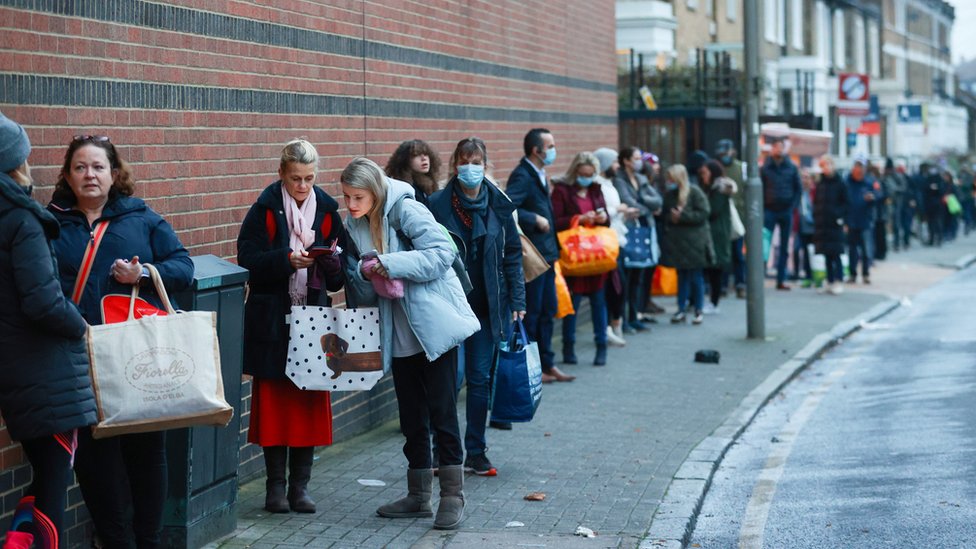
[690,266,976,548]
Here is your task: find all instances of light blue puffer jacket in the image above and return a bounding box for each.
[343,178,479,372]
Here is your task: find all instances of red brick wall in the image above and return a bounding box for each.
[0,1,616,545]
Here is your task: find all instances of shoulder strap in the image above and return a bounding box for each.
[71,220,110,304]
[388,195,413,250]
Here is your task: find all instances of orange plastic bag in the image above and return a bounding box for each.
[554,262,575,319]
[651,266,677,296]
[556,216,619,277]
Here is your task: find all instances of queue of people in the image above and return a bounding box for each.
[3,107,973,547]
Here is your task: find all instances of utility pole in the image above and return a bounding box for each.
[743,0,766,338]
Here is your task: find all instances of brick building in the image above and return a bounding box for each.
[0,1,618,546]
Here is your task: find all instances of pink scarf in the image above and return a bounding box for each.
[282,186,317,304]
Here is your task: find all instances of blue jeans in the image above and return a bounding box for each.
[524,267,556,372]
[562,290,608,347]
[677,268,704,313]
[847,227,872,278]
[462,325,496,455]
[764,209,794,284]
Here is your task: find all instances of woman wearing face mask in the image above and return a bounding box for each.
[384,139,442,209]
[428,137,525,477]
[660,164,713,325]
[613,146,662,334]
[237,139,347,515]
[551,152,611,366]
[341,157,479,530]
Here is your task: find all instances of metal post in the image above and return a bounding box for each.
[743,0,766,338]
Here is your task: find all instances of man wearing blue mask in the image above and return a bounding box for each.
[716,139,746,298]
[505,128,574,384]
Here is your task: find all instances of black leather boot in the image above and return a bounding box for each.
[287,446,316,513]
[263,446,289,513]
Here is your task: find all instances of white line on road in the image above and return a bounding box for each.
[737,368,847,549]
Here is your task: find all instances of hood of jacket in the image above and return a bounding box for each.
[0,173,60,239]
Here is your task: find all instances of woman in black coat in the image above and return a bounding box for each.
[0,114,96,549]
[813,155,848,295]
[237,139,346,514]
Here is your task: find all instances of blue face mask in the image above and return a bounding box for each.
[543,147,557,166]
[457,164,484,189]
[720,154,732,166]
[632,159,643,172]
[666,182,678,191]
[576,176,594,187]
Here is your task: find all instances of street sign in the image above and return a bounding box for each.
[897,104,923,124]
[837,73,870,116]
[846,131,857,149]
[857,95,881,135]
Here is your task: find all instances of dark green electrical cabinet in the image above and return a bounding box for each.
[163,255,248,547]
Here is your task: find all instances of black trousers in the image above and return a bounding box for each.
[392,348,463,469]
[704,267,724,307]
[624,266,650,322]
[14,432,75,549]
[74,429,167,549]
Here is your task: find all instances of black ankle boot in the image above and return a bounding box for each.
[593,344,607,366]
[287,446,316,513]
[562,343,577,364]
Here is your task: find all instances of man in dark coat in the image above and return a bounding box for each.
[845,155,882,283]
[505,128,574,383]
[760,137,802,290]
[920,163,945,247]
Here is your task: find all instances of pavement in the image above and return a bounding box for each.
[207,235,975,549]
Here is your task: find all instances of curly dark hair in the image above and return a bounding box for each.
[384,139,441,197]
[53,136,135,203]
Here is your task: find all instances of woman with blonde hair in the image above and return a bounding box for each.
[237,139,347,514]
[340,157,479,530]
[660,164,713,325]
[551,152,611,365]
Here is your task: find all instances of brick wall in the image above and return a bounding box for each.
[0,1,617,545]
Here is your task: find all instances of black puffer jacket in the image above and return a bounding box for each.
[237,182,346,379]
[813,173,849,256]
[0,174,96,441]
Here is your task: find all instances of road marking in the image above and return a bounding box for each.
[737,368,847,549]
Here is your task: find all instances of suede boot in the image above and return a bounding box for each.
[376,468,433,518]
[3,531,34,549]
[593,344,607,366]
[287,446,316,513]
[262,446,289,513]
[433,465,465,530]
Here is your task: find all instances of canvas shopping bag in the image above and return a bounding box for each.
[556,216,619,277]
[809,244,826,285]
[286,306,383,391]
[87,264,233,439]
[490,320,542,424]
[622,223,655,269]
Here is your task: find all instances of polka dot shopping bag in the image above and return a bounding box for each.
[285,306,383,391]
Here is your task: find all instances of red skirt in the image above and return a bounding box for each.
[247,378,333,447]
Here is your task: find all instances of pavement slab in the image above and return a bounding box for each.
[207,236,974,549]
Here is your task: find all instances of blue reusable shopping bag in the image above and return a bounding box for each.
[622,223,658,269]
[490,320,542,423]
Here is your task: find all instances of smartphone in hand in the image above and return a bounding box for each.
[306,239,339,258]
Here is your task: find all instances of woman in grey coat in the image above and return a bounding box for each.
[341,157,479,531]
[613,146,662,332]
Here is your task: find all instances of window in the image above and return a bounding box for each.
[833,9,845,69]
[791,0,803,50]
[764,0,777,43]
[778,0,787,46]
[868,21,881,78]
[687,0,698,10]
[727,0,737,22]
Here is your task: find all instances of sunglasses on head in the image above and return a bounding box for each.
[72,135,111,143]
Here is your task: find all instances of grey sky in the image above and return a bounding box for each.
[951,1,976,64]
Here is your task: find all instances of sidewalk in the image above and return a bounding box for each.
[208,236,974,549]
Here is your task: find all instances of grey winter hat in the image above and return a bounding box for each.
[593,147,618,174]
[0,112,30,174]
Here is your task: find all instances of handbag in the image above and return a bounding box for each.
[729,200,745,240]
[520,233,550,282]
[490,319,542,423]
[621,223,655,269]
[556,216,619,277]
[86,264,233,439]
[554,262,574,319]
[285,306,384,391]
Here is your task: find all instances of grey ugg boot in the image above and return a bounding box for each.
[287,446,317,513]
[433,465,465,530]
[376,468,433,518]
[263,446,289,513]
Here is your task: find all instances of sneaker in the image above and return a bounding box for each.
[735,287,746,299]
[464,452,497,476]
[606,326,627,347]
[489,420,512,430]
[692,312,704,325]
[829,283,844,295]
[863,276,871,285]
[702,303,720,315]
[671,312,686,324]
[627,320,651,332]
